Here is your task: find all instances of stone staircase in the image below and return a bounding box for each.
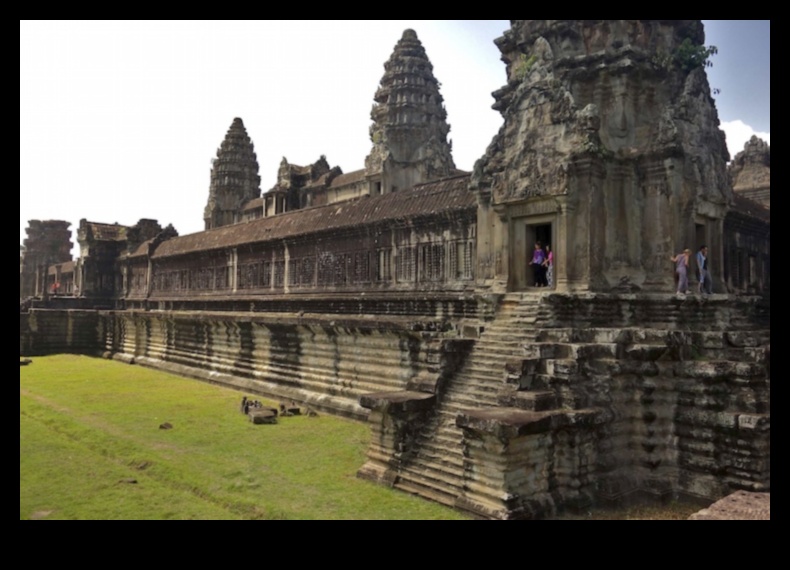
[393,292,549,506]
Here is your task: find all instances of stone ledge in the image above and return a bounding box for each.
[359,391,436,413]
[456,407,604,438]
[111,309,453,332]
[497,390,556,411]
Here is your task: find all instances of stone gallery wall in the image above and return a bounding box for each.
[117,176,477,308]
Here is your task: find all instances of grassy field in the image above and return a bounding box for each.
[21,354,702,520]
[20,355,468,520]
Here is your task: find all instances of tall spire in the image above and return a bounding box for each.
[365,29,455,194]
[204,117,261,230]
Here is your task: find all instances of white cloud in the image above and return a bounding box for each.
[720,120,770,159]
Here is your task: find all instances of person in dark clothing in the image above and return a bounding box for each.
[531,242,548,287]
[696,245,713,294]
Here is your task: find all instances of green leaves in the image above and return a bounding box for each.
[674,38,718,72]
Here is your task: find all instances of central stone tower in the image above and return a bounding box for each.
[365,29,456,195]
[204,117,261,230]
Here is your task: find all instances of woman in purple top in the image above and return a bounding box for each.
[671,248,691,295]
[531,242,548,287]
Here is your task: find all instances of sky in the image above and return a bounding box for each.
[20,20,770,253]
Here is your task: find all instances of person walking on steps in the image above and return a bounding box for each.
[696,245,713,295]
[671,248,691,296]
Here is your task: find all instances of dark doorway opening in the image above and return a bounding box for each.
[695,223,706,253]
[527,223,553,288]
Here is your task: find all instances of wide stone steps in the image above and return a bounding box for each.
[468,340,521,351]
[442,391,501,411]
[444,370,503,385]
[393,293,546,507]
[394,478,458,508]
[461,358,514,371]
[396,452,466,489]
[451,362,503,376]
[418,429,463,451]
[466,344,524,356]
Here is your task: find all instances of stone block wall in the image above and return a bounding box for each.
[359,292,769,519]
[531,326,769,506]
[100,310,470,419]
[20,309,101,356]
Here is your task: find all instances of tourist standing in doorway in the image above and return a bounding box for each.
[671,249,691,295]
[696,245,713,295]
[543,244,554,288]
[531,242,547,287]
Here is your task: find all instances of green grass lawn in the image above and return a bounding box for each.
[20,355,469,520]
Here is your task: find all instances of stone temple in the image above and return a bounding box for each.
[20,21,769,519]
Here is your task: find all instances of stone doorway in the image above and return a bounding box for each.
[512,219,554,291]
[528,223,552,288]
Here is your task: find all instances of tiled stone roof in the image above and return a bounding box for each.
[128,239,154,259]
[48,260,75,274]
[732,194,770,223]
[153,174,473,258]
[329,169,367,188]
[242,197,264,211]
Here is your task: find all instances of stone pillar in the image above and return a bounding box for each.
[146,259,153,297]
[554,196,570,292]
[282,243,290,294]
[710,217,725,293]
[565,157,606,291]
[475,191,497,285]
[230,248,238,292]
[642,160,675,290]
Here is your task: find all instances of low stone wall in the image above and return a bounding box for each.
[20,309,102,356]
[21,296,480,420]
[99,310,472,420]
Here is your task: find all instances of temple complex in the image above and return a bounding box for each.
[20,22,769,519]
